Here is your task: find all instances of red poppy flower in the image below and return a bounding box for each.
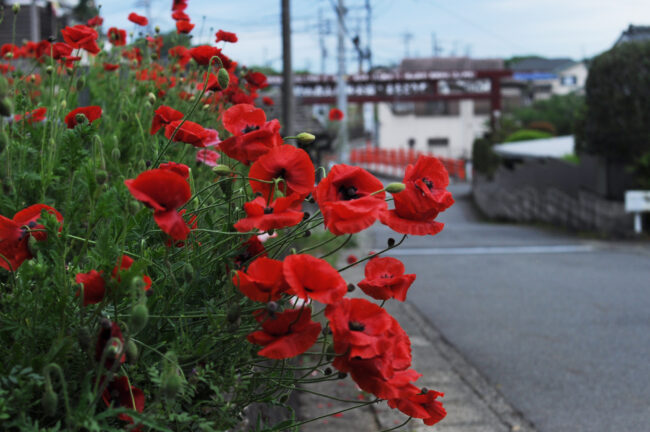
[234,235,267,268]
[219,104,282,165]
[128,12,148,26]
[379,155,454,236]
[101,62,118,71]
[196,149,220,167]
[314,164,387,235]
[346,254,357,264]
[36,41,73,60]
[95,320,126,369]
[171,9,190,21]
[348,363,421,400]
[150,105,184,135]
[75,270,106,306]
[164,120,212,148]
[87,15,103,27]
[247,308,321,359]
[172,0,188,11]
[262,96,274,106]
[124,169,192,240]
[112,255,152,291]
[176,19,194,34]
[61,25,100,54]
[107,27,127,46]
[215,29,238,43]
[234,195,304,233]
[0,204,63,272]
[169,45,191,68]
[102,376,145,425]
[159,161,190,179]
[357,256,416,301]
[233,256,286,302]
[244,71,267,89]
[189,45,220,66]
[283,254,347,304]
[388,390,446,426]
[329,108,344,121]
[14,107,46,124]
[248,145,315,200]
[65,106,102,129]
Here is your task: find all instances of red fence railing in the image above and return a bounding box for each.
[349,145,467,180]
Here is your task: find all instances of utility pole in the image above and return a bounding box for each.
[281,0,294,137]
[336,0,349,162]
[318,8,328,75]
[402,32,413,58]
[431,32,442,57]
[366,0,378,148]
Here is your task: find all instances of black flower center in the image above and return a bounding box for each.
[241,124,260,134]
[263,207,274,214]
[338,185,360,201]
[422,177,434,190]
[348,321,365,332]
[380,273,393,279]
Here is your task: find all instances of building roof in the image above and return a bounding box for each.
[400,57,504,72]
[508,57,576,73]
[615,24,650,46]
[493,135,575,159]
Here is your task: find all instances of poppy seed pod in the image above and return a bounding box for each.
[60,100,67,110]
[45,65,54,75]
[147,92,156,104]
[385,182,406,194]
[76,77,85,91]
[111,147,121,161]
[130,303,149,333]
[296,132,316,145]
[74,113,88,125]
[217,68,229,89]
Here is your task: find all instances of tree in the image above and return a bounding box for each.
[576,40,650,164]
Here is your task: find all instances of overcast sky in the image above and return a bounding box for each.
[98,0,650,72]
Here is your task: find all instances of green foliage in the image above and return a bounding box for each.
[504,129,553,143]
[509,93,585,136]
[577,40,650,166]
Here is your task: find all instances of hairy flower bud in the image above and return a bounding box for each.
[296,132,316,145]
[0,97,13,116]
[162,373,183,400]
[130,303,149,333]
[45,65,54,75]
[111,147,121,161]
[125,339,139,364]
[147,92,156,104]
[41,388,58,417]
[74,113,88,125]
[385,182,406,194]
[95,170,108,185]
[227,304,240,324]
[12,3,20,14]
[212,164,232,176]
[217,68,229,90]
[76,77,85,91]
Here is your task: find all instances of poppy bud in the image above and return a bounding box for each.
[120,112,129,122]
[347,283,355,292]
[296,132,316,145]
[387,237,395,247]
[128,200,140,215]
[77,327,91,351]
[385,182,406,194]
[95,170,108,185]
[226,304,240,323]
[155,26,160,34]
[4,52,13,60]
[217,68,229,89]
[0,76,8,96]
[337,372,348,379]
[0,130,8,152]
[60,100,67,110]
[41,388,58,417]
[130,303,149,333]
[150,52,158,60]
[74,113,88,125]
[266,301,278,312]
[45,65,54,75]
[212,164,232,176]
[303,230,311,237]
[0,97,13,116]
[111,147,121,161]
[66,67,74,75]
[27,235,39,257]
[147,92,156,104]
[125,339,139,364]
[324,367,332,375]
[136,159,146,172]
[162,373,183,400]
[76,77,85,91]
[12,3,20,14]
[202,104,210,110]
[183,263,194,280]
[279,393,289,403]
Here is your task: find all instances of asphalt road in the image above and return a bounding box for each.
[372,183,650,432]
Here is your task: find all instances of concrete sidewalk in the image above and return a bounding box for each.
[296,239,536,432]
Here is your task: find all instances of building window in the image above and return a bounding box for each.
[408,138,416,149]
[427,138,448,147]
[561,75,577,86]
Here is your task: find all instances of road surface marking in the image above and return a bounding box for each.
[388,244,595,256]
